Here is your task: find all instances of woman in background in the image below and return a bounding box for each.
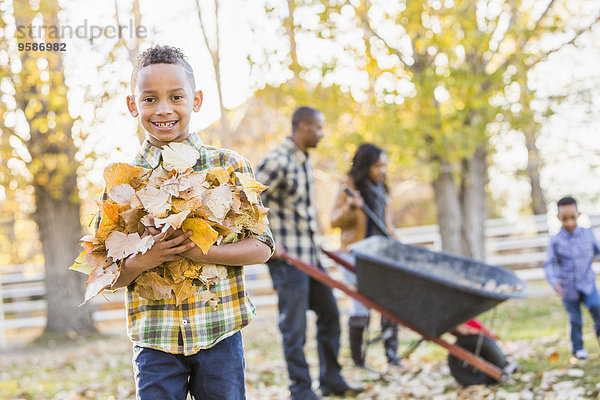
[330,143,400,367]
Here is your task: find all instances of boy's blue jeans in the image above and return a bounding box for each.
[132,331,245,400]
[562,288,600,353]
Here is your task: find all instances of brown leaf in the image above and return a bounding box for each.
[172,279,196,305]
[84,250,112,270]
[135,271,172,300]
[119,208,145,234]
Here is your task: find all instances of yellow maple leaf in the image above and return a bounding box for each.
[182,217,219,254]
[70,250,93,274]
[103,163,150,192]
[199,289,220,311]
[172,197,208,214]
[206,167,230,186]
[235,172,268,204]
[164,258,194,279]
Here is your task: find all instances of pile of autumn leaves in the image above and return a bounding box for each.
[70,142,269,308]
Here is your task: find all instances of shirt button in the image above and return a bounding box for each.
[181,319,189,325]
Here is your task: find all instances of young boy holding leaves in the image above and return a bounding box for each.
[110,45,273,399]
[544,196,600,361]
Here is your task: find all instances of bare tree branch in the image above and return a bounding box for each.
[195,0,229,135]
[528,16,600,69]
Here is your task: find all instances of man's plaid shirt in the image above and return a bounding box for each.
[103,132,273,355]
[256,138,320,267]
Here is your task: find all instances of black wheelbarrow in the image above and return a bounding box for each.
[280,235,529,386]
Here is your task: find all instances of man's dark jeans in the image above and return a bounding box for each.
[562,287,600,353]
[132,331,245,400]
[268,258,345,399]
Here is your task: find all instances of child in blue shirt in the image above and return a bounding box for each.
[544,196,600,360]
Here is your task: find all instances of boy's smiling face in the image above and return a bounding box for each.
[127,63,202,148]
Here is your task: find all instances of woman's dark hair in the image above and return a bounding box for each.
[349,143,388,198]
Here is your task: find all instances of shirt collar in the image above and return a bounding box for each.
[138,132,204,169]
[559,226,582,237]
[284,137,308,163]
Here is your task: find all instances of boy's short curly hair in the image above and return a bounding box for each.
[130,45,196,94]
[558,196,577,209]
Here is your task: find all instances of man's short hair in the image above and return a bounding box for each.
[557,196,577,208]
[292,106,320,131]
[131,45,196,94]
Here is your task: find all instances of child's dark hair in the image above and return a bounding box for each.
[558,196,577,208]
[130,45,196,94]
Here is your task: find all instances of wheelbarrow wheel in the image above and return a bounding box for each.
[448,334,505,386]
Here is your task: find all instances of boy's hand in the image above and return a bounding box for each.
[126,229,195,271]
[554,280,563,297]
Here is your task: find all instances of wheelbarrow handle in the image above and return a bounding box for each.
[320,247,355,273]
[343,186,391,237]
[279,250,506,382]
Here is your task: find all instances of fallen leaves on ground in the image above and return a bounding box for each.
[3,316,599,400]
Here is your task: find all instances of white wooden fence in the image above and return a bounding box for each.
[2,214,600,347]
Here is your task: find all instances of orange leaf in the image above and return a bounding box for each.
[103,163,150,192]
[182,218,219,254]
[100,202,129,223]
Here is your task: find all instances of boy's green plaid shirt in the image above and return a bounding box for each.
[109,132,274,355]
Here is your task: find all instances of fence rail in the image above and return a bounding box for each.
[2,213,600,347]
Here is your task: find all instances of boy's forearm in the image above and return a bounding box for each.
[184,238,272,266]
[111,257,150,289]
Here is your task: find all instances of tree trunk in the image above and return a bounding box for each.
[432,165,462,254]
[524,129,547,215]
[11,0,97,336]
[33,180,96,334]
[460,145,487,261]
